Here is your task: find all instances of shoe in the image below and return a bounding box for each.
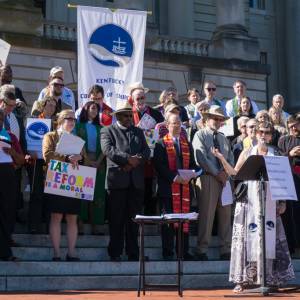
[220,253,231,260]
[9,239,21,247]
[52,257,61,261]
[233,284,244,293]
[110,256,121,262]
[193,252,208,261]
[66,254,80,261]
[183,253,194,261]
[163,255,174,261]
[128,255,149,261]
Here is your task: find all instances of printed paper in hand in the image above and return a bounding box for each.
[221,181,233,206]
[55,132,85,155]
[0,38,11,67]
[138,113,157,130]
[0,141,12,163]
[178,169,197,182]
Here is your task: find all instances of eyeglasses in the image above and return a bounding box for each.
[53,83,64,88]
[135,96,145,101]
[64,117,76,122]
[288,123,299,130]
[247,125,256,129]
[206,87,216,92]
[3,99,16,108]
[258,130,272,135]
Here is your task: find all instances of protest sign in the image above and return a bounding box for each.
[0,38,10,67]
[26,118,51,158]
[219,117,234,137]
[44,159,97,201]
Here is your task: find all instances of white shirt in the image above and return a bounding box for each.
[38,86,76,111]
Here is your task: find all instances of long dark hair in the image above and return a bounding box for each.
[79,101,100,125]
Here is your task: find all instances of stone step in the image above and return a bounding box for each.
[12,247,221,261]
[12,234,218,247]
[0,261,229,276]
[1,272,300,292]
[14,223,163,235]
[0,274,232,291]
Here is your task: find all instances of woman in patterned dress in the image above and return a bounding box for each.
[211,121,294,293]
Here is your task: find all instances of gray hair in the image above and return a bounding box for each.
[237,116,250,129]
[0,84,15,100]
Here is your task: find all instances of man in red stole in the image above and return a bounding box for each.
[153,114,196,260]
[128,82,164,215]
[75,84,113,126]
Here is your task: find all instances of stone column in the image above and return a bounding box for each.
[167,0,194,38]
[209,0,259,61]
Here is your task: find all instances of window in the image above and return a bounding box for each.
[249,0,266,10]
[260,52,268,65]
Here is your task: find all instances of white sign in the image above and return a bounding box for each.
[0,38,11,67]
[219,117,234,137]
[264,156,298,201]
[26,118,51,159]
[221,180,233,206]
[77,6,147,109]
[138,113,157,130]
[55,132,85,155]
[44,159,97,201]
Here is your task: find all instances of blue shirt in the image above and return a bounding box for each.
[85,122,97,153]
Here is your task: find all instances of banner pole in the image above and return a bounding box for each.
[67,3,152,15]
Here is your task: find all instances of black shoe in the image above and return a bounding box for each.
[110,256,121,262]
[128,255,149,261]
[66,254,80,261]
[163,254,174,261]
[183,253,194,261]
[52,257,61,261]
[220,253,231,260]
[194,252,208,261]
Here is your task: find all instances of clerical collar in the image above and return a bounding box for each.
[116,121,128,130]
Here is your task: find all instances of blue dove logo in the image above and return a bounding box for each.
[248,223,258,233]
[27,122,49,140]
[266,220,275,231]
[88,24,134,67]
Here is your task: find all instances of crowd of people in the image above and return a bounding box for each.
[0,64,299,292]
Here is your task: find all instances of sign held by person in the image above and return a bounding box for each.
[0,38,11,67]
[44,159,97,201]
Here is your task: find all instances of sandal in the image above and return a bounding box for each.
[233,284,244,293]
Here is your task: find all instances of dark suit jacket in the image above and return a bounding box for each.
[153,138,197,198]
[101,123,150,190]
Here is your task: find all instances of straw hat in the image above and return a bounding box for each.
[50,66,64,77]
[164,103,180,115]
[201,105,229,120]
[127,82,149,95]
[111,101,133,115]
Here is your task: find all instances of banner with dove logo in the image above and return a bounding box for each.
[77,6,147,109]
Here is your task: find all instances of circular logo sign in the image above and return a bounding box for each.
[88,24,134,67]
[27,122,49,140]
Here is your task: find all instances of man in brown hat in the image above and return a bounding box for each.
[100,101,150,261]
[192,105,234,261]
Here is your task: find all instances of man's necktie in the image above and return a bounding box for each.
[213,131,222,169]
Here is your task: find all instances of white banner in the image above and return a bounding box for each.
[44,159,97,201]
[77,6,147,109]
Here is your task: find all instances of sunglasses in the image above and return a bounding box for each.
[53,83,64,88]
[258,130,271,135]
[206,87,216,92]
[64,117,76,122]
[288,123,299,130]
